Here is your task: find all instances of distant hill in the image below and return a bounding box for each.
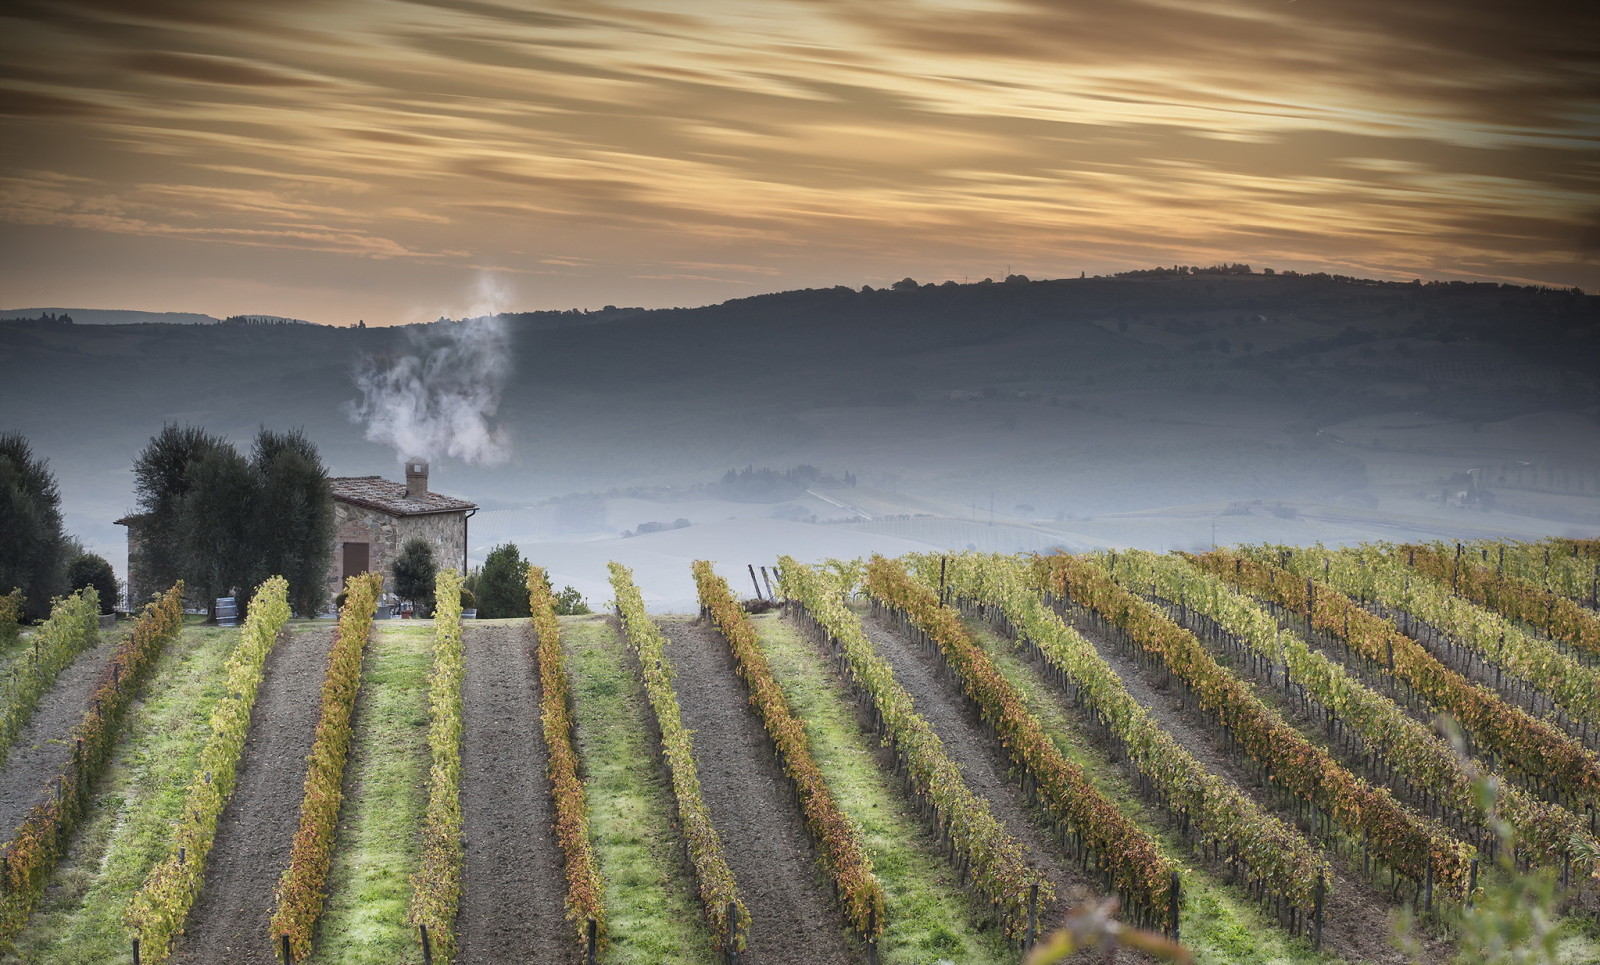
[5,270,1598,582]
[0,308,313,326]
[0,308,222,325]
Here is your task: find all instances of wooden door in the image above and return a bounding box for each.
[342,542,370,582]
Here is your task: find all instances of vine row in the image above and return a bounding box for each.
[1108,549,1596,881]
[1268,544,1600,742]
[1195,550,1600,818]
[1039,554,1476,905]
[0,583,184,939]
[0,587,101,770]
[907,553,1326,937]
[778,556,1059,940]
[407,569,466,963]
[608,563,747,958]
[0,589,21,647]
[1466,539,1600,605]
[693,560,886,944]
[527,564,607,956]
[1401,543,1600,666]
[126,577,292,963]
[270,570,382,962]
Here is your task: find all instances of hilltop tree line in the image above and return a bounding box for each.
[131,424,334,618]
[0,433,118,620]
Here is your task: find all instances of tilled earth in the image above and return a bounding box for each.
[0,629,121,834]
[857,609,1108,942]
[659,616,854,965]
[457,621,569,965]
[174,626,333,965]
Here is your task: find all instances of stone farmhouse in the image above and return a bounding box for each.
[117,460,476,611]
[327,460,476,603]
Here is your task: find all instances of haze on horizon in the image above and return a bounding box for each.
[2,0,1597,325]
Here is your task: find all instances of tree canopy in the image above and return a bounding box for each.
[66,553,119,615]
[391,538,437,614]
[132,424,334,618]
[252,428,335,617]
[475,542,529,619]
[0,433,69,620]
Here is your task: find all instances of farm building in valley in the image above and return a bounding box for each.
[325,460,476,603]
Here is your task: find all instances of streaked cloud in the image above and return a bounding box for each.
[1,0,1595,322]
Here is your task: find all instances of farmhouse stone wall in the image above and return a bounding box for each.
[325,501,469,602]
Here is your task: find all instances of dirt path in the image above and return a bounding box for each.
[0,629,120,835]
[658,617,854,965]
[172,625,334,965]
[457,621,570,965]
[856,608,1094,925]
[1060,609,1454,965]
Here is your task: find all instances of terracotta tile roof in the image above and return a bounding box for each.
[329,476,477,516]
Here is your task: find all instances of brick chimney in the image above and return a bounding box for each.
[405,459,429,499]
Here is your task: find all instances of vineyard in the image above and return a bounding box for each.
[0,540,1597,964]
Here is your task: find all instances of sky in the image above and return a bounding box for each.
[2,0,1597,324]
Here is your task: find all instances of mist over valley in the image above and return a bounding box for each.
[6,269,1597,609]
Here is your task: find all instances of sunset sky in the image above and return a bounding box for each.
[2,0,1596,324]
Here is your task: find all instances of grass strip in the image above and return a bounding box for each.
[693,560,886,943]
[749,612,1013,965]
[124,577,291,962]
[305,621,432,964]
[527,566,605,955]
[271,571,382,961]
[406,571,465,964]
[0,584,184,940]
[0,587,100,770]
[563,614,712,964]
[2,624,239,963]
[607,562,747,955]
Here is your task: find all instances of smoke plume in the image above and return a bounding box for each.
[346,314,513,466]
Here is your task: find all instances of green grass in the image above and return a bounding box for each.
[563,614,715,964]
[2,625,240,964]
[750,612,1013,965]
[959,616,1344,965]
[305,622,432,965]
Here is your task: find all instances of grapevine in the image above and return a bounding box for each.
[270,570,382,962]
[1402,542,1600,666]
[0,583,184,939]
[0,586,100,770]
[126,577,292,963]
[608,562,748,956]
[527,564,607,954]
[1196,549,1600,816]
[900,552,1328,932]
[1269,544,1600,741]
[693,560,886,942]
[1108,549,1597,881]
[406,569,466,963]
[1039,553,1476,904]
[778,557,1090,939]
